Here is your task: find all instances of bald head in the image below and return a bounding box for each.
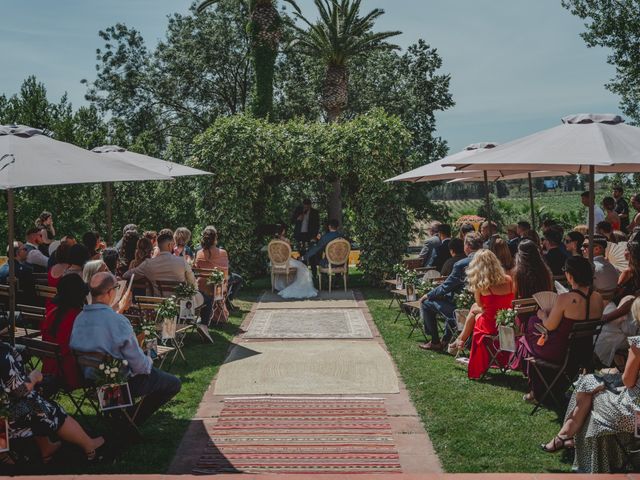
[90,272,117,302]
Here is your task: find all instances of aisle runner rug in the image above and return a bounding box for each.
[257,290,358,309]
[193,397,401,474]
[243,308,372,339]
[213,341,399,395]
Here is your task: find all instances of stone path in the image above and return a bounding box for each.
[168,290,441,475]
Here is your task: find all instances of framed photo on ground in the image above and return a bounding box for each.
[214,284,224,302]
[0,418,9,453]
[498,326,516,353]
[179,297,196,320]
[405,284,416,302]
[395,274,403,289]
[97,383,133,412]
[144,338,158,360]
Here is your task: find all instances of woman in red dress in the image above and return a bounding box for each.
[453,249,515,379]
[41,274,89,390]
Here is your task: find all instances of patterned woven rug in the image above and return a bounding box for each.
[243,308,373,339]
[257,290,358,309]
[193,397,401,474]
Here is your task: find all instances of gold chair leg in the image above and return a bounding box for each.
[328,273,332,293]
[344,271,347,292]
[271,272,274,292]
[318,271,322,291]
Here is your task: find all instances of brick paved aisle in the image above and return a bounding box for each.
[168,290,441,475]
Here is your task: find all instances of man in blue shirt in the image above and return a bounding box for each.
[70,272,181,427]
[303,219,344,277]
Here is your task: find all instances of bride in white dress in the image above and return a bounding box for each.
[273,233,318,299]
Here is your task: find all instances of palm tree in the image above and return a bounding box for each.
[197,0,299,119]
[289,0,401,222]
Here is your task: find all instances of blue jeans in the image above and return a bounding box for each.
[127,367,181,426]
[420,298,457,344]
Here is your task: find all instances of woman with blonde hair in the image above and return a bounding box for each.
[82,260,108,285]
[453,249,515,379]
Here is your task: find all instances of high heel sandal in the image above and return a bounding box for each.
[540,435,574,453]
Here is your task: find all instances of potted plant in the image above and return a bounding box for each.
[157,296,179,340]
[496,308,518,353]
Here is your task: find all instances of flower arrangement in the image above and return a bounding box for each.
[416,280,435,297]
[206,268,225,286]
[496,308,517,328]
[94,358,128,387]
[454,289,474,310]
[454,215,485,227]
[134,318,157,337]
[174,282,197,300]
[157,296,179,320]
[402,269,418,286]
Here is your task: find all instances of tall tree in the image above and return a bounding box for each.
[562,0,640,123]
[197,0,298,119]
[289,0,401,223]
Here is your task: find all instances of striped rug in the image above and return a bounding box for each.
[193,397,401,474]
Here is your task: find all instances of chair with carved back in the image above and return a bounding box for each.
[318,238,351,293]
[267,240,294,292]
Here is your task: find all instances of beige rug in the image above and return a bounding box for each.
[257,290,358,309]
[213,341,399,395]
[243,308,372,339]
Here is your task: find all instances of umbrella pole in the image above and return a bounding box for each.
[7,188,15,345]
[105,182,113,246]
[528,173,535,231]
[588,166,595,262]
[483,170,491,226]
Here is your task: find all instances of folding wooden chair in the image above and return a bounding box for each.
[35,285,56,307]
[136,296,190,364]
[156,280,182,298]
[527,319,604,415]
[400,300,428,341]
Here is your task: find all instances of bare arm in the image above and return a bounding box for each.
[602,296,634,323]
[623,345,640,389]
[542,295,565,332]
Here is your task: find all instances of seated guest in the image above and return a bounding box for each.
[418,232,483,351]
[440,238,466,277]
[123,231,196,296]
[47,235,76,270]
[596,220,616,243]
[48,242,72,287]
[24,227,49,272]
[458,223,475,240]
[513,239,553,299]
[0,241,36,305]
[480,221,498,248]
[64,244,90,279]
[0,341,106,463]
[431,224,452,273]
[602,196,621,232]
[541,219,557,235]
[153,228,173,258]
[70,272,181,427]
[82,260,108,285]
[542,228,566,276]
[173,227,193,262]
[82,231,102,261]
[452,250,515,379]
[506,224,519,255]
[514,256,604,403]
[115,224,138,252]
[102,248,119,275]
[542,312,640,473]
[46,244,89,316]
[522,228,541,248]
[143,231,158,256]
[584,235,618,294]
[304,219,344,277]
[489,236,513,273]
[41,274,89,389]
[130,237,153,270]
[418,222,441,267]
[516,220,531,239]
[564,231,585,256]
[117,229,140,277]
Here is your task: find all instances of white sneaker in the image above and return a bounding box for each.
[455,356,469,366]
[197,323,214,343]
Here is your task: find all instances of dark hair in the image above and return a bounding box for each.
[464,232,483,251]
[581,191,591,198]
[119,230,140,266]
[564,256,594,287]
[25,227,42,237]
[122,223,138,235]
[591,234,608,250]
[460,224,475,238]
[437,224,452,237]
[144,230,157,242]
[521,229,541,246]
[82,231,99,257]
[68,244,90,268]
[303,198,312,205]
[613,185,623,193]
[566,231,585,248]
[131,237,153,268]
[543,228,562,246]
[514,240,552,298]
[328,219,340,230]
[541,219,557,229]
[201,226,218,251]
[158,228,173,238]
[50,274,88,337]
[102,248,119,274]
[602,196,616,210]
[489,237,513,271]
[517,221,531,231]
[448,237,464,256]
[596,221,612,234]
[157,232,174,247]
[53,241,72,265]
[38,211,52,222]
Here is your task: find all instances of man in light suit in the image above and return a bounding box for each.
[303,219,343,277]
[418,222,441,267]
[123,231,196,296]
[418,232,484,351]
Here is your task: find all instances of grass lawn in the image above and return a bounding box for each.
[356,276,575,473]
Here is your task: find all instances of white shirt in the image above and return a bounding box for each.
[587,205,605,230]
[301,211,310,233]
[25,242,48,268]
[592,255,619,292]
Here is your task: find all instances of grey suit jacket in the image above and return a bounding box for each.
[123,252,196,296]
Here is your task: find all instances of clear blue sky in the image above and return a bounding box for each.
[0,0,620,153]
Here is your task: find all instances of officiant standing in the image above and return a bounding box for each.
[291,199,320,256]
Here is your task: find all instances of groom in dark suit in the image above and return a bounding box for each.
[291,199,320,253]
[303,219,343,277]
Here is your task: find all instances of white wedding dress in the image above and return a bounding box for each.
[277,258,318,299]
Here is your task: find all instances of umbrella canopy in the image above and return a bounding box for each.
[91,145,212,177]
[444,114,640,173]
[0,126,173,187]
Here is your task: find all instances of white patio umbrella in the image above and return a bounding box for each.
[92,145,212,244]
[0,125,175,342]
[444,114,640,259]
